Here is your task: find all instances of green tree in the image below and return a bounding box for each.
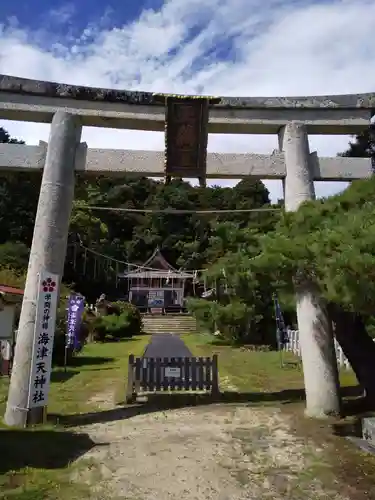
[0,128,24,145]
[0,242,29,271]
[339,124,375,159]
[251,176,375,405]
[189,221,278,345]
[0,127,40,245]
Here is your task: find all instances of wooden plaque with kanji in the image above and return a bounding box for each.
[165,97,209,179]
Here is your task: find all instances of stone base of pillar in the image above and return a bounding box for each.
[26,406,46,426]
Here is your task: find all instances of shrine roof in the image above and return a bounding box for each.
[0,284,24,304]
[118,248,194,279]
[141,248,176,271]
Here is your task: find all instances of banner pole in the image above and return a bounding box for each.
[64,344,68,373]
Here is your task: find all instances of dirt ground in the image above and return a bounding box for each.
[71,393,372,500]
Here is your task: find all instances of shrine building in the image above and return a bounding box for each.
[118,248,194,313]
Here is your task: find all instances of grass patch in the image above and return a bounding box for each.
[181,331,358,396]
[0,334,151,499]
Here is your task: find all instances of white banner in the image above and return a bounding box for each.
[27,270,59,409]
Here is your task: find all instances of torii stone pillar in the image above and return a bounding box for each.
[279,121,341,417]
[4,111,82,427]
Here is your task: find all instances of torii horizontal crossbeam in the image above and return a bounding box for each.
[0,143,372,181]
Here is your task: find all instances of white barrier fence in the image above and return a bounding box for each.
[284,329,351,370]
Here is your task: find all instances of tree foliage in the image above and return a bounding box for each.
[2,124,375,352]
[339,124,375,159]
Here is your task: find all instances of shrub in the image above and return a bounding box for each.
[0,242,29,272]
[186,297,218,333]
[92,301,143,341]
[364,315,375,339]
[111,301,143,336]
[187,296,275,346]
[0,266,26,289]
[93,313,132,341]
[214,300,253,344]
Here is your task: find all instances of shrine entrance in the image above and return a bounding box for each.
[2,74,372,426]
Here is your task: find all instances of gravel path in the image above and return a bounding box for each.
[73,401,348,500]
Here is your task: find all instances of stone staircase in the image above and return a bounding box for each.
[141,314,197,335]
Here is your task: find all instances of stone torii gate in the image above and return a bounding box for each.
[0,74,374,425]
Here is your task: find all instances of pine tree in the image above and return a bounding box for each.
[339,124,375,159]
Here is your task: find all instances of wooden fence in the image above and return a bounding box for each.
[126,355,219,403]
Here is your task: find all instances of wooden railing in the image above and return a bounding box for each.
[126,354,219,403]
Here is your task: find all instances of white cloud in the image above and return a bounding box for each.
[1,0,374,202]
[48,4,76,25]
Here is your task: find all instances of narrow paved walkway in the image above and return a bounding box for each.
[143,333,192,358]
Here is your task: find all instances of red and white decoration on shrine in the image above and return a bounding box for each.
[27,271,59,409]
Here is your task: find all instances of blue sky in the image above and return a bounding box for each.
[2,0,163,34]
[1,0,375,201]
